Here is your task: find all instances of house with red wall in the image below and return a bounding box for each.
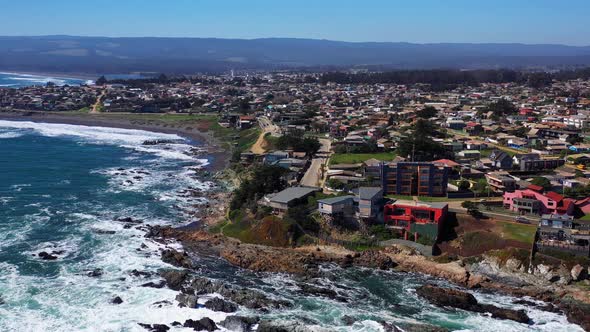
[384,200,448,240]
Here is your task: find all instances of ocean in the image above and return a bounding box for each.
[0,120,582,332]
[0,73,91,88]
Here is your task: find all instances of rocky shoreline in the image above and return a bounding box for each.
[142,226,590,331]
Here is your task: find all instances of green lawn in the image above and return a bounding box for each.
[498,221,537,244]
[235,127,261,153]
[579,214,590,221]
[330,152,397,165]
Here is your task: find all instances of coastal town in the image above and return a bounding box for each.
[3,69,590,330]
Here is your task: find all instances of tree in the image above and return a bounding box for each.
[461,201,483,218]
[480,99,516,120]
[416,106,438,119]
[230,165,288,210]
[326,179,345,190]
[396,119,446,161]
[530,177,552,191]
[95,76,108,86]
[472,179,489,196]
[458,180,470,191]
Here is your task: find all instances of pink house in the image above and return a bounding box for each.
[503,189,575,216]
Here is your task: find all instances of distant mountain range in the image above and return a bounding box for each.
[2,35,590,74]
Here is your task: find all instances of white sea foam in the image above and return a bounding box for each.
[0,120,205,162]
[0,132,23,139]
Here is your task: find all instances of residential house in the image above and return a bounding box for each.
[358,187,383,219]
[503,188,575,216]
[383,200,448,241]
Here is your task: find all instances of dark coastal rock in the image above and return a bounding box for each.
[93,229,116,235]
[183,318,217,331]
[416,285,530,324]
[188,277,291,310]
[161,249,193,268]
[559,300,590,331]
[220,316,259,332]
[175,293,198,308]
[138,323,170,332]
[116,217,142,224]
[341,315,356,326]
[298,284,342,301]
[111,296,123,305]
[152,300,172,308]
[256,320,312,332]
[513,299,560,313]
[87,268,103,277]
[353,251,397,270]
[38,251,58,260]
[204,297,238,313]
[129,269,154,278]
[141,281,166,289]
[159,269,189,291]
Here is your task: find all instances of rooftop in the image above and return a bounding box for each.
[390,200,448,210]
[269,187,319,204]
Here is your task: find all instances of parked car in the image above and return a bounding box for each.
[515,216,531,224]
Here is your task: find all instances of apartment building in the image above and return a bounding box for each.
[381,162,449,196]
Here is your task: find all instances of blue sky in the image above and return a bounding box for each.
[1,0,589,45]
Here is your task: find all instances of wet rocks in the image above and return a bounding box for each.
[111,296,123,305]
[159,269,190,290]
[416,285,530,324]
[204,297,238,313]
[129,269,154,278]
[141,281,166,289]
[116,216,143,224]
[38,251,58,260]
[138,323,170,332]
[188,277,291,310]
[256,320,313,332]
[161,249,193,269]
[220,316,259,332]
[175,293,198,308]
[341,315,356,326]
[183,318,217,331]
[298,284,344,302]
[87,268,103,277]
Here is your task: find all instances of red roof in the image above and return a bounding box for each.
[527,184,544,192]
[545,191,564,202]
[434,159,460,167]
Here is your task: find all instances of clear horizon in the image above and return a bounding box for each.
[1,0,589,46]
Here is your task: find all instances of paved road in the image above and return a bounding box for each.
[300,138,332,187]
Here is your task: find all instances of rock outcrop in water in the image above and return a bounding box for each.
[183,318,217,331]
[204,297,238,312]
[219,316,259,332]
[416,285,530,324]
[161,249,193,269]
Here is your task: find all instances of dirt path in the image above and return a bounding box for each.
[90,89,106,113]
[250,130,268,154]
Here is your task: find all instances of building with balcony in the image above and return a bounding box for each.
[486,172,516,193]
[381,162,449,197]
[383,200,448,240]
